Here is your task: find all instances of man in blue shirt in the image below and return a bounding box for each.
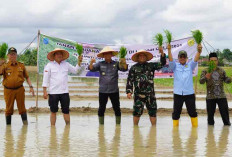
[167,43,202,127]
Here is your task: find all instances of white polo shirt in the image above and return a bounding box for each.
[42,61,80,94]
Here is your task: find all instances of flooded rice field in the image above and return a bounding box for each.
[1,75,232,156]
[0,113,232,156]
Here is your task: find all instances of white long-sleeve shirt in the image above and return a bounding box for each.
[42,61,80,94]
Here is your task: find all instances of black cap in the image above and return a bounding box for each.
[209,52,217,59]
[178,50,187,58]
[8,47,17,54]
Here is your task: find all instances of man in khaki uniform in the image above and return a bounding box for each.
[0,47,34,125]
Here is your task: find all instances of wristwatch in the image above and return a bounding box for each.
[29,85,33,88]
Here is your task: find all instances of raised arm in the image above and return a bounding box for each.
[167,44,173,62]
[194,44,202,62]
[68,55,82,74]
[88,58,100,71]
[0,60,6,75]
[118,58,128,71]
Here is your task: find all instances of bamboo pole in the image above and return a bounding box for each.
[36,30,40,109]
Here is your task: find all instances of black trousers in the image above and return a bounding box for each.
[98,92,121,117]
[206,98,231,125]
[172,94,197,120]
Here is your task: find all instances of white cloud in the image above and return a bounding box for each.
[0,0,232,52]
[160,0,232,22]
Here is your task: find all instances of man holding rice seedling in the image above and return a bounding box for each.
[0,47,34,125]
[126,49,166,125]
[200,52,231,125]
[167,30,203,127]
[88,46,128,125]
[42,48,83,125]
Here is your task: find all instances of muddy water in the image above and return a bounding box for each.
[0,113,232,156]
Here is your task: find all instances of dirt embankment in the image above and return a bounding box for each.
[0,107,230,116]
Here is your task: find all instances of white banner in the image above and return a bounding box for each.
[39,34,198,78]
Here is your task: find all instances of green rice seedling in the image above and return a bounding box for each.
[164,30,172,44]
[119,46,127,58]
[191,30,203,44]
[76,43,83,56]
[153,33,163,47]
[0,43,8,59]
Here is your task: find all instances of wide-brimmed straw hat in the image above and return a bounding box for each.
[47,48,69,61]
[97,46,118,58]
[131,49,153,62]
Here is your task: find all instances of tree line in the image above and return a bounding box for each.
[200,49,232,66]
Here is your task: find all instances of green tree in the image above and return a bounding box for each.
[18,48,37,66]
[222,49,232,61]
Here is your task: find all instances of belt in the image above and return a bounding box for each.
[4,85,23,90]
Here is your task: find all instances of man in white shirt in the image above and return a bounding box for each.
[42,48,82,125]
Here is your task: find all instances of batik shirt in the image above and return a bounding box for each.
[200,67,231,99]
[126,54,166,96]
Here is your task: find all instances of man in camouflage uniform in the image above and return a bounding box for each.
[126,49,166,125]
[200,52,231,125]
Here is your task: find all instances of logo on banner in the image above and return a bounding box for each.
[43,38,49,44]
[187,39,195,47]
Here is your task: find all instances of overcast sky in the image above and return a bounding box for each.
[0,0,231,55]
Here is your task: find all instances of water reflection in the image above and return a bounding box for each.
[60,126,70,156]
[98,125,121,156]
[109,126,121,156]
[172,128,198,157]
[4,126,28,157]
[133,126,145,156]
[172,128,184,156]
[98,126,107,157]
[185,128,198,157]
[205,126,230,157]
[49,126,58,156]
[4,126,14,157]
[146,126,157,156]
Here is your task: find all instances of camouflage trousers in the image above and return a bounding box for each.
[133,93,157,117]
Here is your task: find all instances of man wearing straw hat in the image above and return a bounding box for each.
[167,44,202,127]
[200,52,231,125]
[88,46,128,125]
[42,48,82,125]
[126,49,166,125]
[0,47,34,125]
